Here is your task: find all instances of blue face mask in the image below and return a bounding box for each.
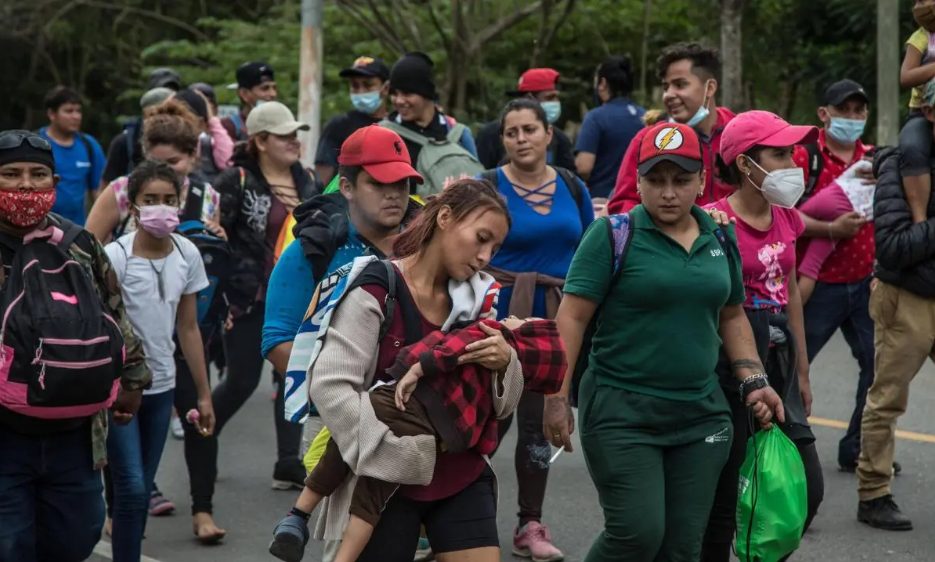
[541,101,562,124]
[351,91,383,115]
[828,117,866,144]
[685,80,713,128]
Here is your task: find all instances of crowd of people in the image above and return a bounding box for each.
[3,4,935,561]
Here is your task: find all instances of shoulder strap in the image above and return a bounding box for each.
[603,213,633,289]
[124,128,135,175]
[803,142,823,200]
[380,120,429,147]
[238,167,247,193]
[56,217,85,251]
[380,261,397,342]
[446,123,466,143]
[231,113,242,137]
[553,166,583,208]
[712,227,735,271]
[480,169,499,185]
[181,179,206,222]
[78,134,96,193]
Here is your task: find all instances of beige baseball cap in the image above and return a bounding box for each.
[245,102,310,136]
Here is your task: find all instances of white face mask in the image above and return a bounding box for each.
[747,159,806,208]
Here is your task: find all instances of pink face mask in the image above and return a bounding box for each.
[136,204,179,238]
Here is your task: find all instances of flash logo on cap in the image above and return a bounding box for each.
[654,127,684,152]
[354,56,375,67]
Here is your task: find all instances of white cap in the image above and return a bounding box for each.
[245,102,310,136]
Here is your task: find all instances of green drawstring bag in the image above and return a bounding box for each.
[735,427,808,562]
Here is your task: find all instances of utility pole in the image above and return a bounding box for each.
[298,0,324,168]
[876,0,899,146]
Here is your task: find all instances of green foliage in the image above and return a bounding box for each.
[0,0,922,149]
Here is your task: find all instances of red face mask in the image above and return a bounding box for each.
[0,189,57,227]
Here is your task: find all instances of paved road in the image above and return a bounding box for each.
[88,332,935,562]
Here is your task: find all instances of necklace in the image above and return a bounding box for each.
[148,258,166,302]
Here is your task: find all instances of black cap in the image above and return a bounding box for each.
[0,130,56,170]
[148,68,182,91]
[389,52,436,100]
[234,62,275,90]
[823,79,869,107]
[340,56,390,81]
[174,89,209,122]
[189,82,217,106]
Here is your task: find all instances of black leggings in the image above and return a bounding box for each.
[491,390,550,526]
[701,387,825,562]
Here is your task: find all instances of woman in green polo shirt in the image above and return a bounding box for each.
[545,121,785,562]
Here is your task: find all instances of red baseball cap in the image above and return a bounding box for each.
[505,68,560,96]
[720,110,818,166]
[637,122,704,175]
[337,126,424,184]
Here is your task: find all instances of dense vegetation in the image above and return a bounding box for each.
[0,0,917,147]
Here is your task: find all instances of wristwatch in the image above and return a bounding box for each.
[740,373,770,402]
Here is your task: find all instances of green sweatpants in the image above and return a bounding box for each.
[579,373,732,562]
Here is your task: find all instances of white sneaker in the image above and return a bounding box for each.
[171,416,185,440]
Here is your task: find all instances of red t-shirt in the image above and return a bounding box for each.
[361,280,487,502]
[706,198,805,312]
[793,130,873,283]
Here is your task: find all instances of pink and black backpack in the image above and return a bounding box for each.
[0,216,125,420]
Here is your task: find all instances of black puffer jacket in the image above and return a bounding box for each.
[873,147,935,298]
[291,192,422,281]
[214,154,320,312]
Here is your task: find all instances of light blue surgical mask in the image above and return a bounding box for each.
[828,117,866,144]
[540,101,562,124]
[685,80,713,128]
[351,91,383,115]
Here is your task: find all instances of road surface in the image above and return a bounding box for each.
[88,332,935,561]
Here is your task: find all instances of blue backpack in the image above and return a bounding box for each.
[569,213,731,406]
[176,182,232,328]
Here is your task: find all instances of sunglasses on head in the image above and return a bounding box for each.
[0,131,53,152]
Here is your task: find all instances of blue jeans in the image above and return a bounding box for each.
[0,421,105,562]
[803,277,875,467]
[107,390,174,562]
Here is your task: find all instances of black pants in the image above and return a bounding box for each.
[356,465,499,561]
[211,307,302,459]
[701,387,824,562]
[491,390,550,526]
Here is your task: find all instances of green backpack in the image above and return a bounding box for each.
[380,120,484,198]
[735,427,808,562]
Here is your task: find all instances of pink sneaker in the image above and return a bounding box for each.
[512,522,564,562]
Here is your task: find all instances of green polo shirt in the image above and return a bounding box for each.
[564,205,745,401]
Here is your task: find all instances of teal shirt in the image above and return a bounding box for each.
[564,205,745,401]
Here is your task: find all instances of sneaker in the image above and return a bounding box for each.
[171,416,185,440]
[414,537,435,562]
[858,494,913,531]
[513,522,564,562]
[269,514,309,562]
[149,491,175,516]
[272,458,306,491]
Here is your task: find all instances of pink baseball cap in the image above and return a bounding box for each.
[720,110,819,166]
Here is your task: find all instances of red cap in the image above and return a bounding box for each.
[637,122,704,175]
[338,126,424,184]
[506,68,560,96]
[720,110,818,166]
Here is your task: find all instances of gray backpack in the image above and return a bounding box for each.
[380,120,484,198]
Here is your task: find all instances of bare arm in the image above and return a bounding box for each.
[901,45,935,88]
[799,210,866,239]
[786,265,812,416]
[86,183,120,244]
[544,293,599,452]
[575,152,596,181]
[719,304,785,425]
[268,341,293,378]
[176,293,215,433]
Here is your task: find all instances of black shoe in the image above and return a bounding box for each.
[272,458,306,491]
[893,461,902,476]
[857,495,913,530]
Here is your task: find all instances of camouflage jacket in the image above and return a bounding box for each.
[0,220,150,468]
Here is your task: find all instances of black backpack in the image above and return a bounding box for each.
[798,143,824,206]
[0,215,125,420]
